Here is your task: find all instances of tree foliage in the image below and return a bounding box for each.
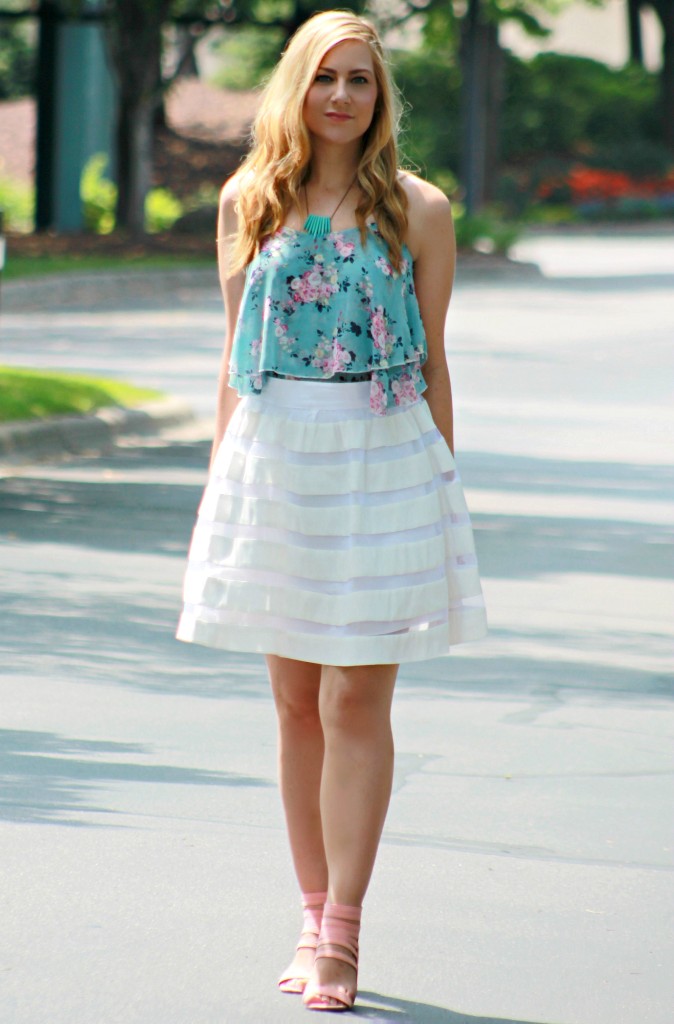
[0,0,35,98]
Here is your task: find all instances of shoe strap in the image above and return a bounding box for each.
[301,890,327,933]
[297,889,327,951]
[315,902,361,970]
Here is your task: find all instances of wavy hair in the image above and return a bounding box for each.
[228,10,408,275]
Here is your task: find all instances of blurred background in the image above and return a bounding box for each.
[0,0,672,269]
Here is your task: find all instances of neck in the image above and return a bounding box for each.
[306,138,361,191]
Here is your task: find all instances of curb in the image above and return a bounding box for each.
[455,257,542,282]
[1,267,219,313]
[0,397,195,468]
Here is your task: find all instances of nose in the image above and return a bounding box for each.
[332,76,350,103]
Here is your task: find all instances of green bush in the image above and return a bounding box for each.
[583,139,672,179]
[501,53,661,163]
[145,187,183,233]
[81,153,116,233]
[182,183,220,213]
[0,176,34,232]
[453,207,522,255]
[80,153,183,233]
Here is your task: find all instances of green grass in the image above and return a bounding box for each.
[0,366,164,423]
[2,253,213,281]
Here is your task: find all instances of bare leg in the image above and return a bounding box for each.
[267,655,328,984]
[310,663,398,1005]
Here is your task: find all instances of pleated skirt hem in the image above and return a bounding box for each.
[177,603,487,666]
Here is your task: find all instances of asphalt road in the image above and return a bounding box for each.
[0,234,672,1024]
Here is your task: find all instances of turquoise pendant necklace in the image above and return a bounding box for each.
[303,178,355,239]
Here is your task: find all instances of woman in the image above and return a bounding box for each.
[177,9,487,1013]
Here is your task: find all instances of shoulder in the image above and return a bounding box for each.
[398,171,453,261]
[218,172,247,235]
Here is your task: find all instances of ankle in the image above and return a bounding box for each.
[323,902,361,920]
[300,890,328,935]
[302,890,328,905]
[317,903,362,962]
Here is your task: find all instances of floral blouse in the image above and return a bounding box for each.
[229,221,428,415]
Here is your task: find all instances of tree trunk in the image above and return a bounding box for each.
[104,1,170,233]
[35,0,59,230]
[653,0,674,150]
[484,19,505,203]
[628,0,644,65]
[460,0,490,214]
[174,25,199,78]
[116,92,154,232]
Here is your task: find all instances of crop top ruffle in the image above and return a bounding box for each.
[229,222,428,415]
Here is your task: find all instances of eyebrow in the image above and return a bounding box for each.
[317,66,373,74]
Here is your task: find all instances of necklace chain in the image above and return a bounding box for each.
[303,178,356,238]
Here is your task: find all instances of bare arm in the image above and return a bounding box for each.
[403,176,456,454]
[209,178,247,471]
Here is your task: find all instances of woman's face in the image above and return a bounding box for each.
[303,39,378,146]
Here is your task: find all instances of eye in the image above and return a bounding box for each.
[315,73,333,83]
[352,76,369,84]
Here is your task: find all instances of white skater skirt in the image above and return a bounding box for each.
[176,378,487,665]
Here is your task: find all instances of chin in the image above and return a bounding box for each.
[312,122,369,145]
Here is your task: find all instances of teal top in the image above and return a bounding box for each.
[229,222,428,416]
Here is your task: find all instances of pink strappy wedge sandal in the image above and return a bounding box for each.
[303,902,361,1012]
[278,890,327,995]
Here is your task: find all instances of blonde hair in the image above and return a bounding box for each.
[229,10,408,274]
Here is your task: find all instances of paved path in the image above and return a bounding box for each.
[1,235,673,1023]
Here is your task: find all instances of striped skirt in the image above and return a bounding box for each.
[176,378,487,665]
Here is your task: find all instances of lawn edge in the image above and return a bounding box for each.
[0,397,195,467]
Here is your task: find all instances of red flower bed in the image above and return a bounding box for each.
[537,165,674,203]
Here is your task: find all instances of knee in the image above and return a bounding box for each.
[319,668,388,736]
[268,657,321,729]
[273,680,321,730]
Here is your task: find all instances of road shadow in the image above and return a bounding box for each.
[353,990,558,1023]
[0,727,273,827]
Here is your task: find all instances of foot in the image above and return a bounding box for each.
[307,949,357,1010]
[278,938,318,995]
[303,903,361,1012]
[278,890,327,995]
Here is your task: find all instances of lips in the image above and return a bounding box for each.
[326,112,353,121]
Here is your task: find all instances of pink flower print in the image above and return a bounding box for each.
[375,255,393,277]
[357,277,374,300]
[261,296,272,322]
[290,264,338,307]
[325,340,353,375]
[273,317,295,352]
[334,235,355,260]
[391,371,418,407]
[262,236,285,259]
[250,337,262,357]
[251,373,263,392]
[370,305,395,357]
[309,337,331,370]
[369,376,387,415]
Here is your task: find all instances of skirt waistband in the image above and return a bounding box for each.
[258,377,373,411]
